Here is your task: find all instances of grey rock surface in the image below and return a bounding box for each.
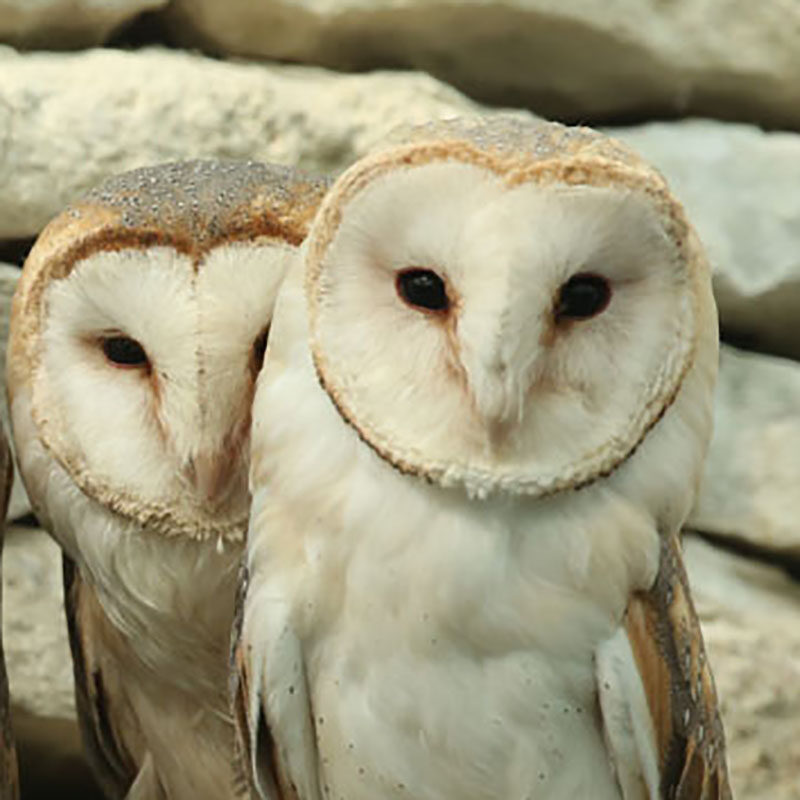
[0,0,165,49]
[0,265,30,521]
[162,0,800,129]
[3,527,73,720]
[690,346,800,558]
[0,47,483,239]
[617,120,800,361]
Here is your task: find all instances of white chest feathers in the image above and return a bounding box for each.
[247,444,661,800]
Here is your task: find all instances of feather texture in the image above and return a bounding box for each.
[236,119,731,800]
[607,534,732,800]
[7,161,330,798]
[63,556,139,799]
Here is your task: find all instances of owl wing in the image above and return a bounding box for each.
[62,555,139,800]
[231,556,322,800]
[596,533,733,800]
[230,560,263,799]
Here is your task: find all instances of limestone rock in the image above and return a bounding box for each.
[616,120,800,361]
[689,346,800,557]
[0,46,484,239]
[0,0,166,49]
[0,265,30,521]
[2,527,73,719]
[13,709,103,800]
[162,0,800,129]
[684,535,800,800]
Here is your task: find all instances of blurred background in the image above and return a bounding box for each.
[0,1,799,798]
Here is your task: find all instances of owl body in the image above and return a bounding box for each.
[8,160,329,799]
[236,120,731,799]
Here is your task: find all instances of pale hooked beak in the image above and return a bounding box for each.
[186,451,238,505]
[461,346,535,433]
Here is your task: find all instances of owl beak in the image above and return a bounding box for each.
[187,451,235,505]
[457,295,543,435]
[461,352,531,432]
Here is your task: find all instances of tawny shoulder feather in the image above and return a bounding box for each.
[599,533,733,800]
[230,555,321,800]
[62,556,140,800]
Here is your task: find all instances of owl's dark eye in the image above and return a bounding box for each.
[252,326,269,371]
[101,336,149,368]
[555,273,612,322]
[396,268,450,312]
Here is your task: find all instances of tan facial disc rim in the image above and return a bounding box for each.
[306,143,700,497]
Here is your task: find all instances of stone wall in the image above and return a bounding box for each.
[1,4,799,798]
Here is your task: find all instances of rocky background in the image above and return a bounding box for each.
[1,2,799,798]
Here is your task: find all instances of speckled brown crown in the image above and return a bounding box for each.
[8,159,331,539]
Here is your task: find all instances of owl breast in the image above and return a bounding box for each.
[268,455,660,800]
[310,639,622,800]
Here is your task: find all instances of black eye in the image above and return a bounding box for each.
[396,268,450,312]
[252,326,269,371]
[101,336,149,368]
[555,273,612,322]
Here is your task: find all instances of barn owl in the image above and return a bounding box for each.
[6,160,329,800]
[0,429,18,800]
[233,118,732,800]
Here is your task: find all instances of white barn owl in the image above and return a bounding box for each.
[0,429,18,800]
[233,119,732,800]
[7,160,329,800]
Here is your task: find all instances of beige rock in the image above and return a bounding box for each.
[0,0,166,49]
[689,346,800,557]
[2,527,73,719]
[13,709,103,799]
[0,46,485,239]
[162,0,800,129]
[616,120,800,361]
[684,534,800,800]
[0,265,30,520]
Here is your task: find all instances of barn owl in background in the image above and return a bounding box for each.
[233,118,732,800]
[0,429,18,800]
[6,160,329,800]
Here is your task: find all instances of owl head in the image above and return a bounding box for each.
[304,118,718,500]
[8,161,328,540]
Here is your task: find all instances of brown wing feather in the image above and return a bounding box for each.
[625,534,733,800]
[230,558,259,799]
[229,559,301,800]
[62,555,138,800]
[0,438,18,800]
